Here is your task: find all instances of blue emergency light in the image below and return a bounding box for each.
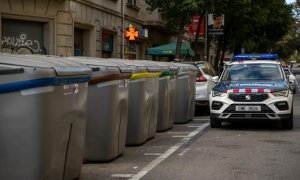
[232,54,279,61]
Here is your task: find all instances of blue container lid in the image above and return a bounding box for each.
[0,54,92,93]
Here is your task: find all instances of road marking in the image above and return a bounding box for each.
[129,123,209,180]
[111,174,134,178]
[167,131,190,134]
[172,135,189,138]
[188,125,203,128]
[178,148,190,156]
[144,153,162,156]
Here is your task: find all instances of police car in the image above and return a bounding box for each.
[209,54,294,129]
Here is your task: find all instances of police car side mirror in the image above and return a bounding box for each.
[212,76,219,83]
[289,75,295,84]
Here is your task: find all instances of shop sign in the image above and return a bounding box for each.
[126,24,138,41]
[188,16,205,37]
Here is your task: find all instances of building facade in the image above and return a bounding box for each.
[0,0,184,60]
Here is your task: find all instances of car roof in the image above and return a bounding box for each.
[230,60,280,65]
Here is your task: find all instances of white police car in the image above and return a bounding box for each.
[209,54,294,129]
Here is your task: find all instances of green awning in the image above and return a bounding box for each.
[146,43,195,57]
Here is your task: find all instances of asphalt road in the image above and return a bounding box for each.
[80,76,300,180]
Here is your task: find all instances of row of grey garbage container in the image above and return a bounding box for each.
[0,53,198,180]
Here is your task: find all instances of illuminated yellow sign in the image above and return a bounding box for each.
[126,24,138,41]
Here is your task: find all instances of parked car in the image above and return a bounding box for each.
[210,54,294,129]
[183,61,216,108]
[284,68,296,94]
[291,64,300,75]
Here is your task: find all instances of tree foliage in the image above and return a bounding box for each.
[207,0,294,54]
[145,0,202,30]
[145,0,295,62]
[145,0,205,59]
[274,3,300,61]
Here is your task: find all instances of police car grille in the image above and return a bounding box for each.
[229,114,267,118]
[228,94,269,102]
[223,104,274,113]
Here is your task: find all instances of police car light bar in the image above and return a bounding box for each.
[232,54,279,61]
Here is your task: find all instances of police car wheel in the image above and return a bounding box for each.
[282,108,293,130]
[210,117,222,128]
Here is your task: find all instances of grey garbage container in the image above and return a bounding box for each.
[110,59,161,146]
[187,64,198,120]
[67,57,132,162]
[140,61,179,132]
[0,53,91,180]
[172,63,197,124]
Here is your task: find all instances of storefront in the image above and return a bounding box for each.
[124,24,148,60]
[73,24,94,57]
[1,19,47,55]
[102,31,115,58]
[74,28,84,56]
[125,41,140,60]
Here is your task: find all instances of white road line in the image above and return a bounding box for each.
[178,148,190,156]
[144,153,162,156]
[129,123,209,180]
[111,174,134,178]
[172,135,189,138]
[167,131,190,134]
[188,125,203,128]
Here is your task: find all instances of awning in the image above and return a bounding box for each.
[146,43,195,57]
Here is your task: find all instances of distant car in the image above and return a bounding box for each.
[291,65,300,75]
[183,61,216,108]
[283,68,296,94]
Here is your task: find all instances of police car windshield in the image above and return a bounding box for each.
[221,64,283,81]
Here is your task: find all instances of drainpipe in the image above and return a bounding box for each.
[121,0,125,59]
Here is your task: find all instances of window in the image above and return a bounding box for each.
[74,28,83,56]
[127,0,136,5]
[198,63,216,76]
[102,31,114,58]
[74,25,94,57]
[221,64,283,81]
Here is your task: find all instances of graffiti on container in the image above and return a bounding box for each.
[2,33,41,53]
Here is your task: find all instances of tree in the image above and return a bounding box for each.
[206,0,294,69]
[145,0,204,60]
[274,2,300,62]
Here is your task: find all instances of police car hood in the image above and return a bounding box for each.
[213,81,288,92]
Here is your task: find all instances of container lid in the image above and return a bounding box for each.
[144,61,179,72]
[67,57,133,73]
[0,54,92,77]
[125,60,161,72]
[22,55,93,76]
[108,59,148,73]
[111,59,161,73]
[0,54,91,93]
[172,62,198,72]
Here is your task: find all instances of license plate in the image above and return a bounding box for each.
[236,105,261,112]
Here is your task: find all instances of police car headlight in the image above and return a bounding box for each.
[212,90,226,97]
[272,90,289,97]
